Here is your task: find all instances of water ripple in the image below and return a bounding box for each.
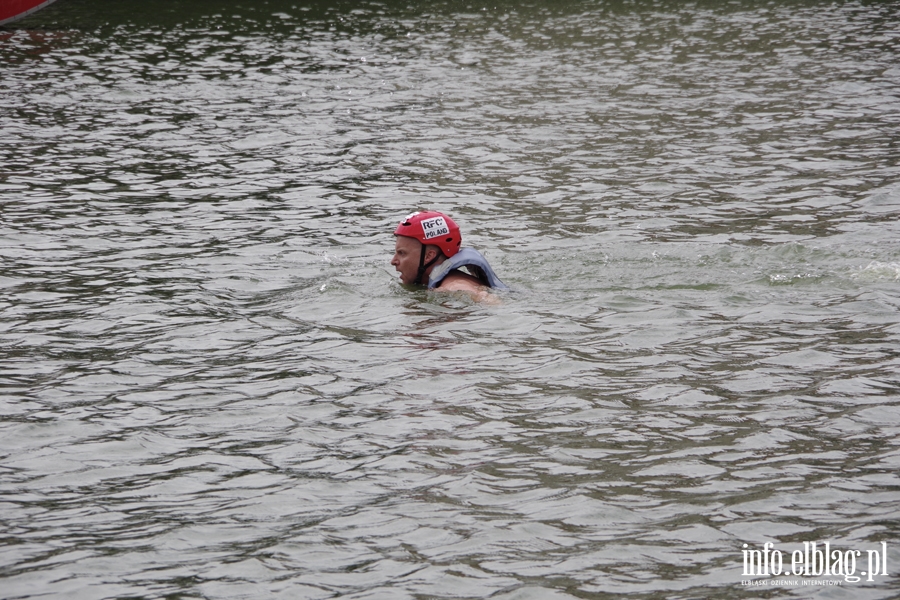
[3,0,900,598]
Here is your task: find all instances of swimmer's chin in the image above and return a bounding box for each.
[394,274,419,288]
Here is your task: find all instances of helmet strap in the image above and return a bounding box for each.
[414,245,440,286]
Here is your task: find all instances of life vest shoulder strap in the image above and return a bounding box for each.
[428,247,509,291]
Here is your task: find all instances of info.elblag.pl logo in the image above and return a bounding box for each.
[742,541,889,585]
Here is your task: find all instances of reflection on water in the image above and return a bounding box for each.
[2,0,900,598]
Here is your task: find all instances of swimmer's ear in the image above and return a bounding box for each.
[425,245,441,262]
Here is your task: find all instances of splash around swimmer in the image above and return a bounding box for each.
[390,211,508,296]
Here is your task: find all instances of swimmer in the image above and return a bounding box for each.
[391,211,508,300]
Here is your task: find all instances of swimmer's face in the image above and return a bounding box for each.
[391,235,422,285]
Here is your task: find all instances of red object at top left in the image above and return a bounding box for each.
[0,0,60,26]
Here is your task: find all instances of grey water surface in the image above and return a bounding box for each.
[2,0,900,598]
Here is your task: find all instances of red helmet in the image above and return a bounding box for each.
[394,211,461,258]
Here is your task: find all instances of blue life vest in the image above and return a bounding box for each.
[427,247,509,291]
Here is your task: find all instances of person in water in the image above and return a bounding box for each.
[391,211,508,297]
